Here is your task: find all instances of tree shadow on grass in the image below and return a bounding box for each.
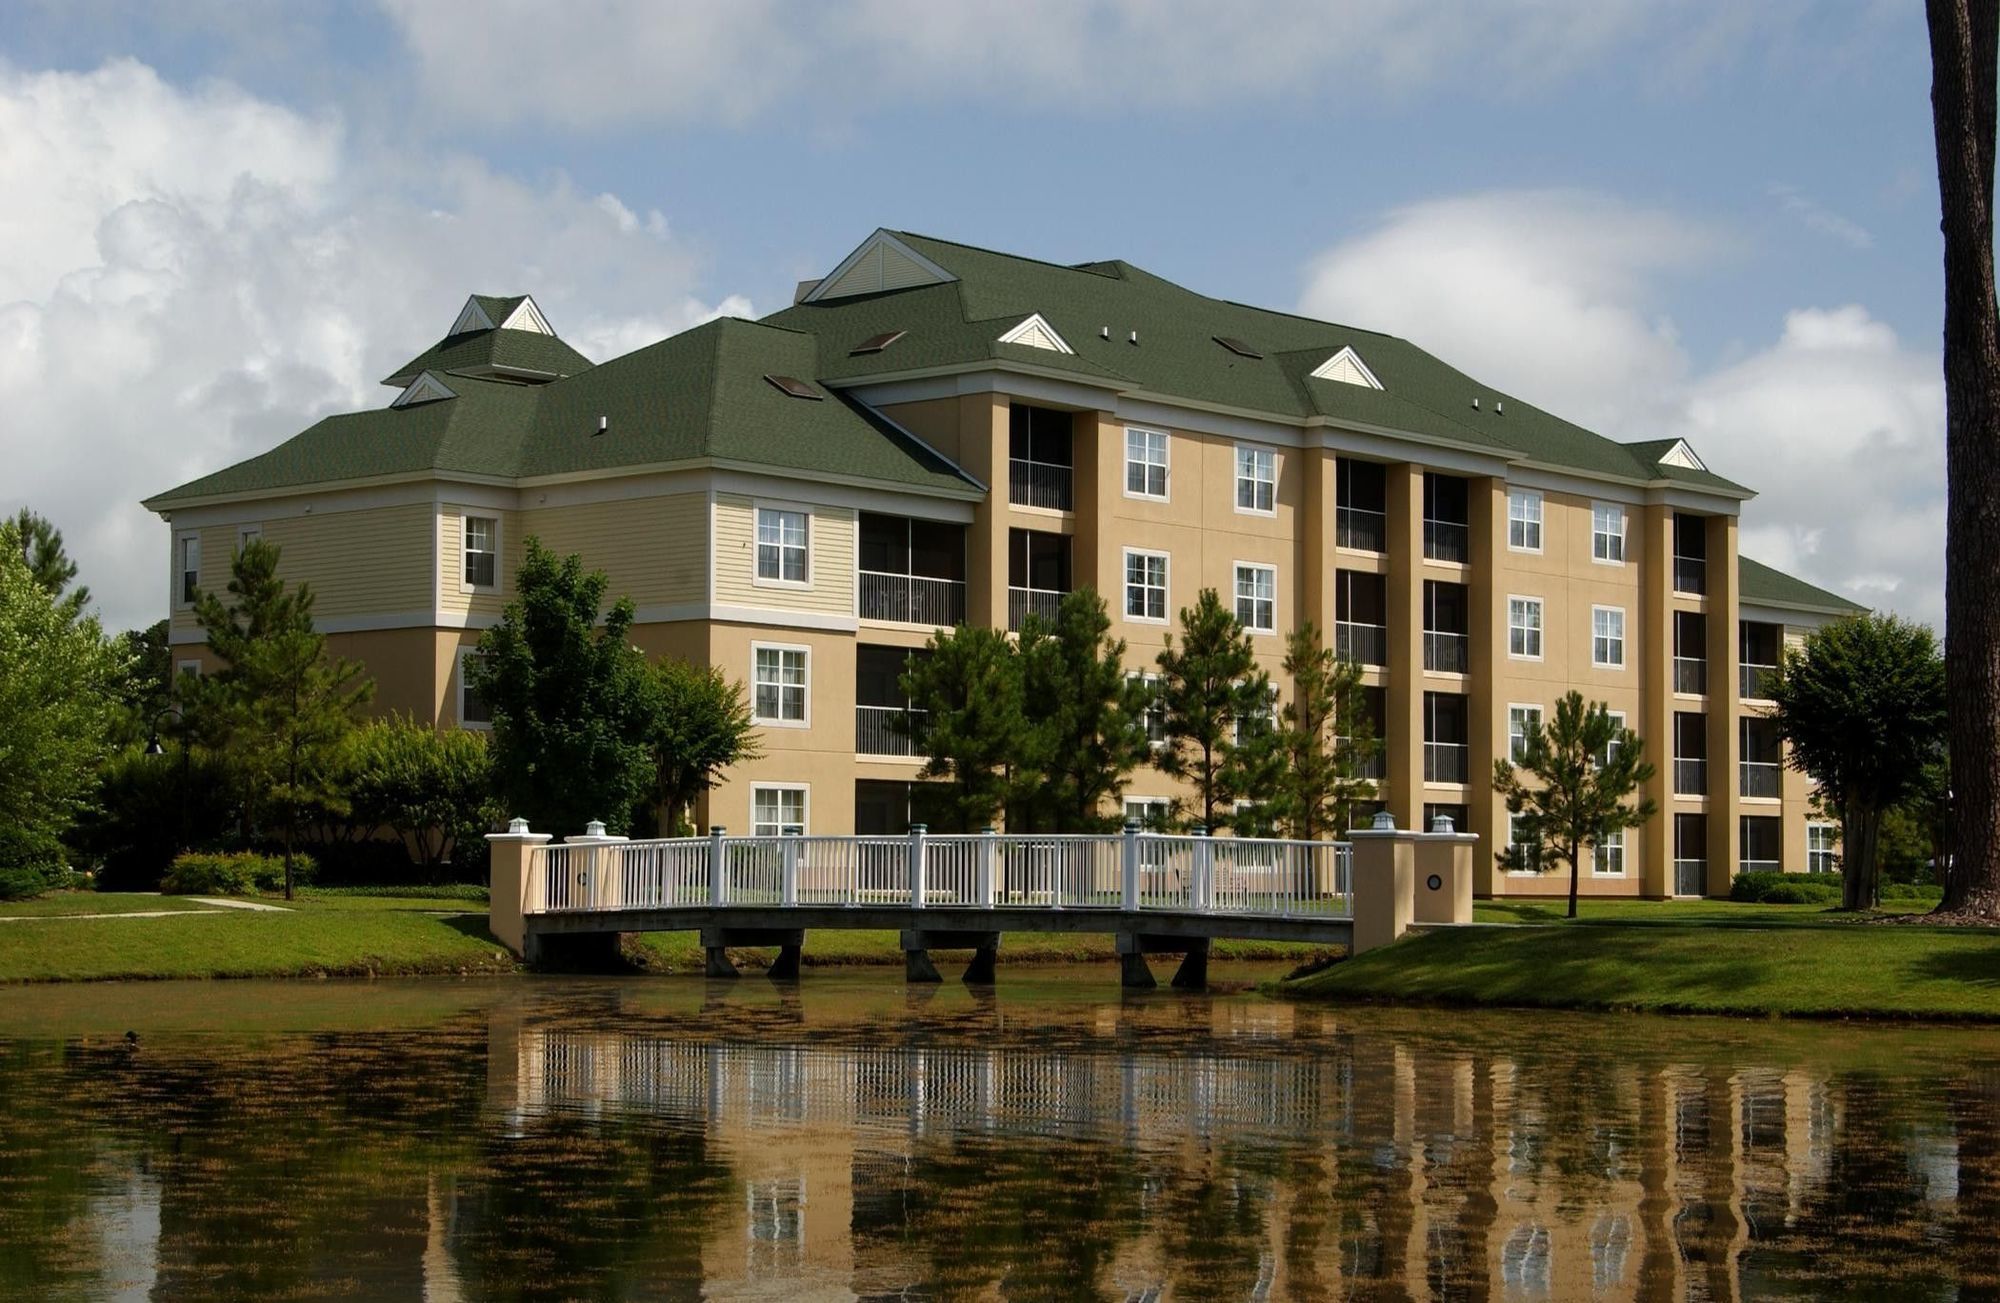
[1911,943,2000,990]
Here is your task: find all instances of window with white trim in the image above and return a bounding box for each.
[1127,672,1168,746]
[1592,502,1626,563]
[1124,795,1172,831]
[1592,606,1626,668]
[1124,427,1169,499]
[752,785,807,837]
[1595,829,1626,876]
[1124,549,1168,622]
[755,508,809,584]
[1235,563,1276,633]
[237,524,262,549]
[1234,682,1280,746]
[1507,489,1543,552]
[1235,444,1276,514]
[1602,710,1627,766]
[1508,596,1543,659]
[177,533,200,606]
[1508,705,1542,763]
[752,645,808,724]
[1508,815,1544,871]
[462,515,498,590]
[458,649,492,729]
[1807,822,1838,874]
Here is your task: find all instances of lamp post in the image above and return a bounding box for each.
[143,704,191,860]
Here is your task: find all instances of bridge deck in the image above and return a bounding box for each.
[528,904,1352,947]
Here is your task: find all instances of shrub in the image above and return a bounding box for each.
[0,825,68,900]
[1730,871,1841,905]
[65,745,238,890]
[341,717,498,874]
[163,851,316,896]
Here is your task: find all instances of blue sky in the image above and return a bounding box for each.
[0,1,1947,631]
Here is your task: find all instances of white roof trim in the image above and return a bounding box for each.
[1657,439,1708,471]
[996,312,1074,355]
[1309,345,1383,390]
[448,296,496,336]
[392,372,458,408]
[802,229,957,303]
[498,296,553,335]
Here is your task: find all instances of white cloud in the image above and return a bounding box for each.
[0,59,745,634]
[1298,190,1944,627]
[1769,184,1874,249]
[374,0,1820,128]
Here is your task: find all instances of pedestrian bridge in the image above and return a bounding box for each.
[488,820,1476,987]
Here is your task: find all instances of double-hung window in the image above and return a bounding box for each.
[1507,489,1543,552]
[755,508,809,584]
[458,648,492,729]
[1807,823,1838,873]
[1508,705,1542,763]
[752,786,807,837]
[1592,502,1626,563]
[1595,830,1626,876]
[1602,711,1627,766]
[1127,672,1168,746]
[177,533,201,605]
[752,645,808,724]
[462,515,498,589]
[1592,606,1626,668]
[1124,549,1168,622]
[1125,427,1169,499]
[1508,596,1543,659]
[1235,563,1276,634]
[1235,445,1276,514]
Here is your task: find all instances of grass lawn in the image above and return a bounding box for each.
[1470,897,1929,926]
[0,892,217,919]
[1290,909,2000,1020]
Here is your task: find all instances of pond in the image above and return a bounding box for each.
[2,966,1998,1300]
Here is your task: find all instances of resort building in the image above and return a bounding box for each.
[144,229,1862,896]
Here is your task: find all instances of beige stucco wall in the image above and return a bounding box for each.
[698,622,861,836]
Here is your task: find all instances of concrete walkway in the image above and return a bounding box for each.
[187,897,293,912]
[0,897,294,922]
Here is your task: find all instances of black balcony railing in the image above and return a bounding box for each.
[1007,586,1066,631]
[1740,662,1777,700]
[859,571,966,627]
[1336,507,1387,553]
[1674,859,1706,896]
[855,705,927,757]
[1424,630,1470,674]
[1675,757,1708,796]
[1009,458,1073,511]
[1423,519,1470,564]
[1674,656,1708,695]
[1335,621,1387,666]
[1425,741,1470,784]
[1740,761,1781,799]
[1674,555,1707,595]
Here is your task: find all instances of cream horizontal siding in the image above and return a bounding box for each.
[437,507,523,619]
[713,493,855,617]
[262,504,433,619]
[167,524,239,634]
[518,493,708,609]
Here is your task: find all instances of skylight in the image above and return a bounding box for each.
[1214,336,1263,359]
[765,375,824,400]
[850,330,907,356]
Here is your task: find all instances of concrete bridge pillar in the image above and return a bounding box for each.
[900,929,998,984]
[1414,818,1479,926]
[1115,933,1212,990]
[1349,815,1420,954]
[485,819,553,960]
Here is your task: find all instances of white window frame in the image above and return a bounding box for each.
[1602,710,1627,766]
[1234,562,1277,635]
[751,784,809,837]
[456,646,492,732]
[754,505,811,588]
[175,659,203,679]
[460,512,500,594]
[1123,426,1170,501]
[1507,489,1543,553]
[1592,605,1627,669]
[175,532,201,609]
[1507,595,1544,661]
[1507,704,1542,763]
[1234,443,1276,516]
[1122,548,1169,624]
[1507,814,1544,874]
[750,642,811,727]
[236,524,262,549]
[1233,682,1280,746]
[1594,829,1627,876]
[1127,671,1168,748]
[1807,822,1838,874]
[1124,795,1172,830]
[1591,502,1627,565]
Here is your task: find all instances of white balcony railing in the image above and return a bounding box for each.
[1739,760,1781,799]
[1008,586,1066,631]
[859,571,966,626]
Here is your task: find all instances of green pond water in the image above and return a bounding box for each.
[2,965,1998,1300]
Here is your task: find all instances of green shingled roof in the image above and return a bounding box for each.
[1739,556,1867,616]
[381,327,595,386]
[765,230,1754,493]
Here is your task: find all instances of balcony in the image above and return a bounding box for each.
[1740,662,1777,700]
[1423,519,1470,565]
[1336,506,1387,553]
[1674,859,1707,896]
[1008,586,1065,631]
[1424,741,1470,784]
[1739,761,1781,799]
[1335,621,1387,666]
[859,571,966,627]
[1009,458,1072,512]
[1674,656,1708,695]
[856,705,927,758]
[1674,555,1707,596]
[1424,631,1469,674]
[1674,758,1708,796]
[1741,858,1782,874]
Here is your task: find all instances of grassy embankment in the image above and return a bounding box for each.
[1293,897,2000,1021]
[0,890,1325,983]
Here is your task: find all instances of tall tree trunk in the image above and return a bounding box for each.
[1567,839,1581,920]
[1929,0,2000,917]
[1843,799,1883,912]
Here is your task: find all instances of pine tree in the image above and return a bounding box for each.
[1,508,89,613]
[1154,588,1275,832]
[1267,621,1381,841]
[1017,588,1151,832]
[1491,691,1656,920]
[900,624,1028,832]
[194,540,374,898]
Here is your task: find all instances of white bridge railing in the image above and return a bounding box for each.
[534,826,1353,921]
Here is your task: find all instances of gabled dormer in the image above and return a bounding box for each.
[1308,345,1383,390]
[796,230,958,303]
[381,293,593,388]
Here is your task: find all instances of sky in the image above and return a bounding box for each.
[0,0,1949,634]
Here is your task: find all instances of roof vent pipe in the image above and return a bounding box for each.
[1496,400,1504,415]
[1100,325,1109,339]
[596,415,608,435]
[1471,396,1480,410]
[1129,330,1139,345]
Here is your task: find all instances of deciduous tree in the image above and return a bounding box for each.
[644,658,760,835]
[342,716,499,871]
[1491,691,1656,920]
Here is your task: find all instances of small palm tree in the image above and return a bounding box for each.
[1492,691,1657,919]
